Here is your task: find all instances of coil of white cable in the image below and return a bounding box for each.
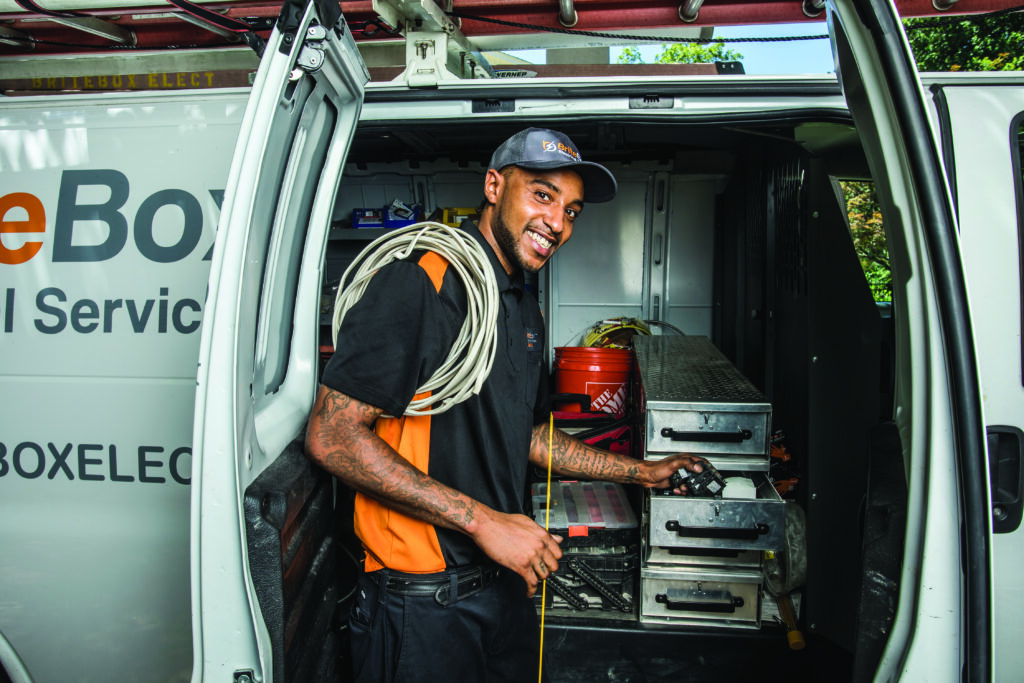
[332,221,499,417]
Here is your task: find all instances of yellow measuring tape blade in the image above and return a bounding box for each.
[538,413,554,683]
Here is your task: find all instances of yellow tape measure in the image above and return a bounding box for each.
[538,413,554,683]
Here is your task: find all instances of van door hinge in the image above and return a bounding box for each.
[296,24,328,73]
[233,670,255,683]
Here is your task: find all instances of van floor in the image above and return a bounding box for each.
[542,624,853,683]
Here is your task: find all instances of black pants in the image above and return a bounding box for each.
[349,566,549,682]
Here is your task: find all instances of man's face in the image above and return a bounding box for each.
[484,166,585,274]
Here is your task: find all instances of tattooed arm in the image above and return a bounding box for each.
[305,385,562,595]
[528,424,705,490]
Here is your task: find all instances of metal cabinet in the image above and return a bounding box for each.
[635,335,781,629]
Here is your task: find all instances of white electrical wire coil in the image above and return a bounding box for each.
[332,221,499,417]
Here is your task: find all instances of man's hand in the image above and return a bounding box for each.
[640,453,708,493]
[468,508,563,597]
[531,425,712,494]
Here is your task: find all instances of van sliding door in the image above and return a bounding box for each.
[828,0,990,681]
[189,0,368,680]
[933,78,1024,682]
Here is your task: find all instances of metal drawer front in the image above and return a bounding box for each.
[635,336,771,459]
[640,566,762,628]
[648,473,784,551]
[646,407,771,462]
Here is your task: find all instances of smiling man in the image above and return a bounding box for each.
[305,128,705,682]
[483,128,616,273]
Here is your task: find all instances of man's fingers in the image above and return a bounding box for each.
[525,575,539,597]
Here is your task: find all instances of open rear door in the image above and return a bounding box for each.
[932,76,1024,681]
[826,1,990,681]
[189,0,368,680]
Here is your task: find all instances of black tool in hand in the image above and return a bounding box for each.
[669,463,726,498]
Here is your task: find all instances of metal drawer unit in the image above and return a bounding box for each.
[636,335,772,472]
[634,335,779,629]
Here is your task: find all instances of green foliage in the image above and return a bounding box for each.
[904,13,1024,71]
[617,43,743,65]
[863,263,893,303]
[842,181,892,302]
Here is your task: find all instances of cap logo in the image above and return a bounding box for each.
[542,139,581,163]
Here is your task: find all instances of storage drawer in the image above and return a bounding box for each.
[634,336,771,461]
[640,566,762,628]
[645,405,771,463]
[647,473,784,552]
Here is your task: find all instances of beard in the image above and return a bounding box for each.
[491,200,553,274]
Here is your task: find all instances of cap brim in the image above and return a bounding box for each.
[516,160,618,203]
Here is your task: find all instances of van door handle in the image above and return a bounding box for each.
[988,426,1024,533]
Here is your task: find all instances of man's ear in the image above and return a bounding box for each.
[483,168,505,205]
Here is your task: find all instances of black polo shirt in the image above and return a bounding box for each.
[321,222,548,571]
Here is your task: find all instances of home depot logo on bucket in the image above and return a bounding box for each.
[554,346,633,414]
[587,382,628,414]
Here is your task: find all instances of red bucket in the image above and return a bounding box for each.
[553,346,633,414]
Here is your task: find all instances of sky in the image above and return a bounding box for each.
[510,22,836,75]
[667,22,835,75]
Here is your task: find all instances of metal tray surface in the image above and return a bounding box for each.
[634,336,769,407]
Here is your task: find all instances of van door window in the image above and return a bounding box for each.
[841,180,891,303]
[253,91,339,396]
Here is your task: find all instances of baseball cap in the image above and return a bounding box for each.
[489,128,618,203]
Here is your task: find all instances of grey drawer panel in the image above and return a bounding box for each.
[646,406,770,457]
[640,566,762,628]
[648,473,785,552]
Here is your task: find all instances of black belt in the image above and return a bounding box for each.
[369,565,502,606]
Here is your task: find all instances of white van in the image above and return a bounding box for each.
[2,0,1023,680]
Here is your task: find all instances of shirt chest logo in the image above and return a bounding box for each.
[526,328,541,352]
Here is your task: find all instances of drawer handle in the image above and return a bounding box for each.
[660,428,752,443]
[665,520,770,541]
[655,590,744,613]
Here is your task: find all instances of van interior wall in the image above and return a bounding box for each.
[717,139,885,652]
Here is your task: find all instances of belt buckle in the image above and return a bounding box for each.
[434,565,491,606]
